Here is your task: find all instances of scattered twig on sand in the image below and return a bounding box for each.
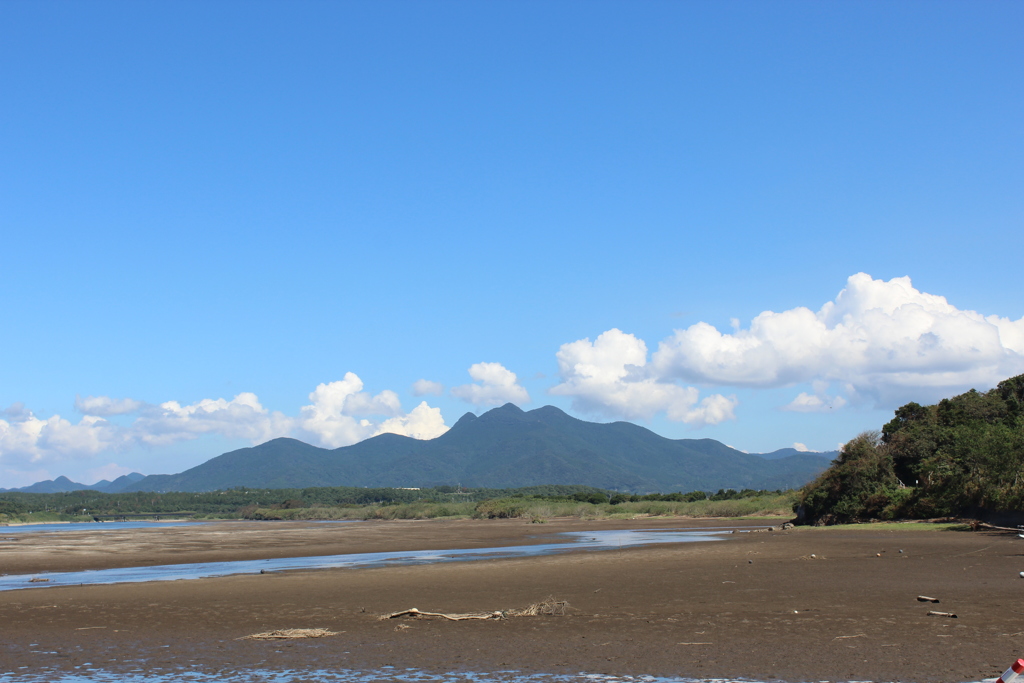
[677,642,713,645]
[381,597,570,621]
[239,628,340,640]
[917,595,940,603]
[833,634,867,640]
[927,611,957,618]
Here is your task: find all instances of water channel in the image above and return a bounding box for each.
[0,528,727,592]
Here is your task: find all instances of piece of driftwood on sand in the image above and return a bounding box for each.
[383,608,504,621]
[239,628,340,640]
[382,598,570,622]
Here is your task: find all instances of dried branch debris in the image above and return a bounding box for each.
[240,628,340,640]
[507,597,570,616]
[382,608,503,621]
[381,597,570,622]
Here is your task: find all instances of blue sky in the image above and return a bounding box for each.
[2,1,1022,488]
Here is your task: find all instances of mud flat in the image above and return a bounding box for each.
[2,517,1023,682]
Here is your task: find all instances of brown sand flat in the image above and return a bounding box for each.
[2,517,1024,682]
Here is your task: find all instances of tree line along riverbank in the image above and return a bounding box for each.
[0,485,795,525]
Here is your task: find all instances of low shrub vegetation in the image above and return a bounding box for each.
[1,478,799,525]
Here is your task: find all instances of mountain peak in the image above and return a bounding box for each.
[526,405,572,422]
[453,412,478,428]
[476,403,528,424]
[264,436,309,446]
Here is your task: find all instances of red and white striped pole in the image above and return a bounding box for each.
[996,659,1024,683]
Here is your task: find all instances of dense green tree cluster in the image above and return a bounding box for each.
[797,375,1024,524]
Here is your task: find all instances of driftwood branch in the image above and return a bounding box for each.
[239,628,340,640]
[381,598,570,622]
[381,608,504,621]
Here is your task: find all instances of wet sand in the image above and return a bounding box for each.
[2,517,1024,682]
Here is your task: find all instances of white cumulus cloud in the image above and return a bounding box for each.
[548,329,737,426]
[651,273,1024,406]
[783,392,848,413]
[684,393,739,427]
[74,395,144,416]
[295,373,442,447]
[411,379,444,396]
[1,373,449,481]
[302,373,402,419]
[550,274,1024,420]
[451,362,530,406]
[133,393,292,447]
[0,409,123,465]
[374,401,449,440]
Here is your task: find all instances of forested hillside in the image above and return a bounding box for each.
[116,404,831,493]
[796,374,1024,525]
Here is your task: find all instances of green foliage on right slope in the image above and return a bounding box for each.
[796,375,1024,524]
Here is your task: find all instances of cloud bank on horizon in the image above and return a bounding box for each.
[553,272,1024,418]
[3,273,1023,486]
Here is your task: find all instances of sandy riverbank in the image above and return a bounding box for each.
[2,517,1023,682]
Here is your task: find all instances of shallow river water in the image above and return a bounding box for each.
[0,520,203,535]
[0,528,726,591]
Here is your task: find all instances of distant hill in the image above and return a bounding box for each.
[0,472,145,494]
[119,404,834,493]
[752,447,840,461]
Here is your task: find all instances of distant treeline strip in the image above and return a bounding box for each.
[0,484,783,521]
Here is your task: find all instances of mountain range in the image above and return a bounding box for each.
[1,472,146,494]
[2,404,836,494]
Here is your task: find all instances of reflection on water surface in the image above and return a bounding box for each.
[0,520,205,535]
